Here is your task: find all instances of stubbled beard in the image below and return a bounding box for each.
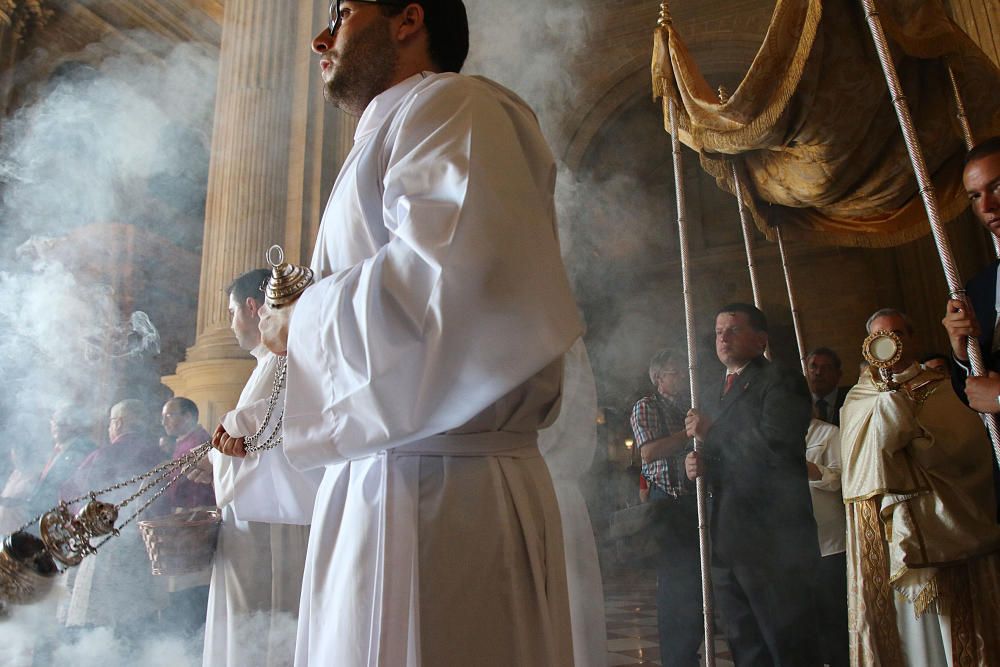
[324,18,399,116]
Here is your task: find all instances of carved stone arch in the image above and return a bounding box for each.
[560,37,766,171]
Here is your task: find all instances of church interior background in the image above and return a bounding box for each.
[0,0,997,620]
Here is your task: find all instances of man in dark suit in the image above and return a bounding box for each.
[685,303,822,667]
[942,136,1000,523]
[805,347,849,425]
[943,136,1000,411]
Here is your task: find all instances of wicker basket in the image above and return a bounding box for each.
[138,507,222,576]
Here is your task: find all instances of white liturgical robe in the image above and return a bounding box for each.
[804,419,846,557]
[840,364,1000,666]
[283,72,583,666]
[538,340,607,667]
[203,344,322,667]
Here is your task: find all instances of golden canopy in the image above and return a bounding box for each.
[652,0,1000,248]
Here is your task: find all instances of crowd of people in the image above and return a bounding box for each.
[628,139,1000,665]
[0,1,998,665]
[0,266,323,664]
[0,396,214,648]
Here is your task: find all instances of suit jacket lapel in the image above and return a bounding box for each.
[973,261,999,354]
[712,358,763,422]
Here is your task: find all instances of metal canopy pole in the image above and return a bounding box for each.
[667,95,717,667]
[860,0,1000,466]
[947,65,975,151]
[718,85,773,362]
[776,226,808,375]
[660,3,716,657]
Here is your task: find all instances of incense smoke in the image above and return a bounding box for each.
[0,33,217,666]
[464,0,701,406]
[0,2,773,663]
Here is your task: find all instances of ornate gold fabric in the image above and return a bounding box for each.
[847,498,905,667]
[0,0,50,39]
[652,0,1000,247]
[841,364,1000,664]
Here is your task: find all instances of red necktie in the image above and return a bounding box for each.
[724,373,737,395]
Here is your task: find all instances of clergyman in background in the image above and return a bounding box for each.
[842,308,1000,664]
[160,396,214,639]
[803,413,848,667]
[61,399,169,640]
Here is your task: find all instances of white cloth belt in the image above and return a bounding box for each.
[393,431,540,458]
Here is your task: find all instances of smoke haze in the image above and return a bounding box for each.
[1,2,764,663]
[0,31,217,665]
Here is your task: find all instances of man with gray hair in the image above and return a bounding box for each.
[866,307,916,338]
[26,406,96,519]
[841,308,1000,664]
[61,399,169,636]
[629,348,700,667]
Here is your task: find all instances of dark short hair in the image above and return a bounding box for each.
[807,347,842,370]
[716,303,768,333]
[965,136,1000,165]
[167,396,199,421]
[381,0,469,73]
[226,268,270,306]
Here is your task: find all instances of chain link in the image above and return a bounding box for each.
[15,357,286,565]
[91,445,211,552]
[244,356,287,454]
[15,442,214,536]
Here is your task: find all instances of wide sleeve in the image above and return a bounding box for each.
[212,354,323,523]
[283,78,582,469]
[538,339,598,481]
[839,379,923,502]
[806,421,842,492]
[228,449,323,525]
[630,397,661,449]
[221,397,271,439]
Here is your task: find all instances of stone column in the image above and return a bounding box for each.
[163,0,350,427]
[0,1,50,114]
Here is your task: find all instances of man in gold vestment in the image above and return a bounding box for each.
[840,309,1000,666]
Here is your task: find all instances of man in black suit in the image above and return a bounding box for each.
[942,136,1000,522]
[685,303,822,667]
[805,347,849,425]
[943,136,1000,411]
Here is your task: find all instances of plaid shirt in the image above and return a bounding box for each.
[630,393,694,498]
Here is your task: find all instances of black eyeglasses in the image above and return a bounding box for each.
[328,0,409,36]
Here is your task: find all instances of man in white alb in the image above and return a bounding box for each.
[254,1,582,665]
[200,268,322,667]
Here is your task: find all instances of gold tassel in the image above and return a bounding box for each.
[911,575,940,618]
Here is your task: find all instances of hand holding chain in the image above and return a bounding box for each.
[0,245,313,612]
